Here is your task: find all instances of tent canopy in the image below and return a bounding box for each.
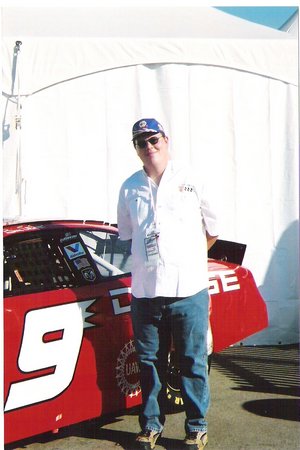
[2,6,297,96]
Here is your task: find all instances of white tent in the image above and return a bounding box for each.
[2,6,298,345]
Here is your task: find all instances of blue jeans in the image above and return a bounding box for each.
[131,289,210,434]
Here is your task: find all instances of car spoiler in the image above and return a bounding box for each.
[208,240,246,265]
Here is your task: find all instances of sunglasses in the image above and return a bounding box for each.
[135,135,164,149]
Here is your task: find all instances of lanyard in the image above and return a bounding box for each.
[147,176,158,228]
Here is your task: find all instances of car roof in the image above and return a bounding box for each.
[3,220,119,238]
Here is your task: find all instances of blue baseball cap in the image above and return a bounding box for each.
[132,118,165,139]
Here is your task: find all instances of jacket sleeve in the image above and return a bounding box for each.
[194,171,219,238]
[200,187,219,238]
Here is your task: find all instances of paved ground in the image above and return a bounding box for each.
[5,345,299,450]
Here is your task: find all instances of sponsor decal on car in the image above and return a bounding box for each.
[116,341,141,397]
[73,257,90,270]
[81,268,96,282]
[110,287,132,315]
[60,234,79,243]
[64,242,86,260]
[209,270,240,295]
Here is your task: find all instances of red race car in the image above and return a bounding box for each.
[3,220,268,444]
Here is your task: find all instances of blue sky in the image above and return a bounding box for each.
[215,6,298,30]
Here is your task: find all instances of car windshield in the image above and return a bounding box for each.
[79,230,132,277]
[4,228,132,296]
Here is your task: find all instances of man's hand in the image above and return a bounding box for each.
[206,233,218,251]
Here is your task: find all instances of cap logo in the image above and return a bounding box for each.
[139,120,147,129]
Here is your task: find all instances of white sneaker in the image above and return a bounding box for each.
[135,429,162,449]
[183,431,208,449]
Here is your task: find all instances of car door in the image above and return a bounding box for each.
[4,225,140,444]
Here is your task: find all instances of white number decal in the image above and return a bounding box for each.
[5,299,95,412]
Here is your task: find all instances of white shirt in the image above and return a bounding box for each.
[117,160,219,298]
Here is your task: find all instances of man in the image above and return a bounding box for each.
[117,118,219,450]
